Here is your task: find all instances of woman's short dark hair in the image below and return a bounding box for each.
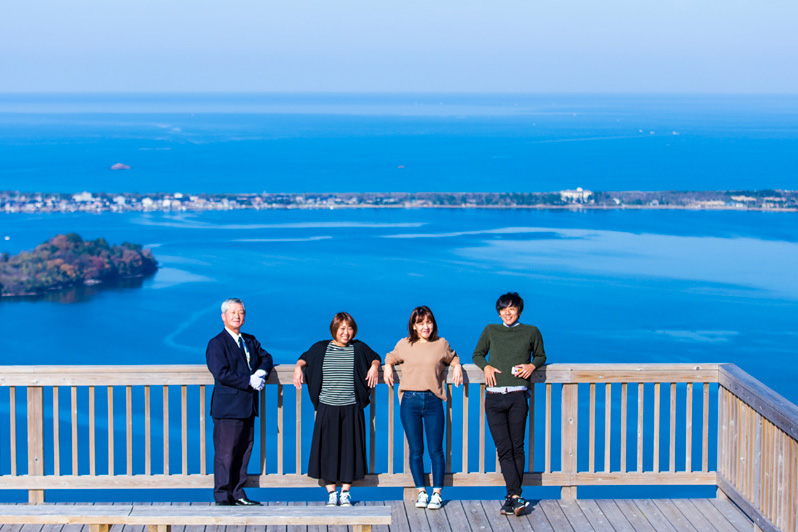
[496,292,524,314]
[330,312,357,339]
[407,306,439,344]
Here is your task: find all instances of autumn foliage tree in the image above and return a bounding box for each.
[0,233,158,297]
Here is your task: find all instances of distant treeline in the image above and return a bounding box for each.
[0,233,158,297]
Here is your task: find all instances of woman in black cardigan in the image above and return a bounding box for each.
[292,312,380,506]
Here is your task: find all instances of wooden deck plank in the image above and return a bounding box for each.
[305,500,327,532]
[440,500,471,532]
[632,499,679,532]
[651,499,698,532]
[265,501,287,532]
[402,500,430,532]
[687,500,743,532]
[363,502,389,532]
[423,502,452,532]
[388,500,411,532]
[459,500,491,531]
[594,499,635,532]
[669,499,719,532]
[575,500,614,532]
[613,499,656,532]
[286,501,306,532]
[537,500,574,531]
[555,500,593,531]
[707,498,755,532]
[477,501,511,532]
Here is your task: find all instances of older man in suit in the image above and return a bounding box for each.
[206,298,274,506]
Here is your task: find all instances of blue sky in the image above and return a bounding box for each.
[1,0,797,93]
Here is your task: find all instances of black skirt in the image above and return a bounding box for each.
[307,402,367,484]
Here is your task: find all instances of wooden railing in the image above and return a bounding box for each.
[0,363,795,531]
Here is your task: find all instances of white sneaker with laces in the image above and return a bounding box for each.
[339,491,352,506]
[326,491,338,506]
[427,492,443,510]
[415,491,429,508]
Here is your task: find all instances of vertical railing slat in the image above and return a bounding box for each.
[71,386,78,475]
[145,385,151,476]
[387,384,394,475]
[620,383,627,473]
[126,385,132,476]
[260,389,266,475]
[462,383,469,474]
[479,384,485,474]
[369,388,376,473]
[295,386,301,475]
[89,386,95,476]
[653,382,660,473]
[604,383,611,473]
[528,387,535,473]
[446,383,452,474]
[200,385,206,475]
[637,382,644,473]
[163,386,169,475]
[181,385,187,475]
[702,383,709,473]
[107,386,114,476]
[588,383,595,473]
[669,383,676,473]
[53,386,60,476]
[561,383,578,499]
[545,383,552,474]
[9,387,17,476]
[26,386,45,504]
[685,382,693,472]
[277,384,283,475]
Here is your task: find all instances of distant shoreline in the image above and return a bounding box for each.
[2,189,796,214]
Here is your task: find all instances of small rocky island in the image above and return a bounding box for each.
[0,233,157,297]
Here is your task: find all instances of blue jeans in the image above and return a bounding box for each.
[400,391,445,490]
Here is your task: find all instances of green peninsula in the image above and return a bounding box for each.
[0,233,158,297]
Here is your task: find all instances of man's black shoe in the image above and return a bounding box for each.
[511,497,530,516]
[215,501,233,506]
[500,496,514,515]
[234,497,262,506]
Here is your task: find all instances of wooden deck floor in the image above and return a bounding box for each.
[0,498,754,532]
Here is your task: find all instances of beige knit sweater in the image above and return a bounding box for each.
[384,337,460,402]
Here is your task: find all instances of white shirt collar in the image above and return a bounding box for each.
[503,321,521,328]
[225,328,243,343]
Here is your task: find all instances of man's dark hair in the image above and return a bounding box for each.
[495,292,524,314]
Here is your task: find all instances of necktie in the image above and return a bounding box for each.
[238,336,251,368]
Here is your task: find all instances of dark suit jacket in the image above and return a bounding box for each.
[206,330,274,419]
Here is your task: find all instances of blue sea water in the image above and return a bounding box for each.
[1,94,797,503]
[1,93,797,193]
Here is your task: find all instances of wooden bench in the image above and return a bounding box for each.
[0,504,392,532]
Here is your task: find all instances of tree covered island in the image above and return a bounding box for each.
[0,233,158,297]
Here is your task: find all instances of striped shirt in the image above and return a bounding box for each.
[318,342,357,406]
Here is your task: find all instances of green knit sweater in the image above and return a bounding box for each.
[471,323,546,388]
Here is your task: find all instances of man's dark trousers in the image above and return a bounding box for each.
[485,391,528,497]
[213,416,254,503]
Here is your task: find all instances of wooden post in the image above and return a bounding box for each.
[26,386,45,504]
[561,383,578,500]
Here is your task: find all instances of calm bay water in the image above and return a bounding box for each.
[1,94,797,502]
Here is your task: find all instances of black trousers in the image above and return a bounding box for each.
[212,416,254,503]
[485,391,529,497]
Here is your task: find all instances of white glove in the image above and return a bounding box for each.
[254,369,267,378]
[250,374,265,391]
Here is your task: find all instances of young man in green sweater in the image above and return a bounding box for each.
[472,292,546,516]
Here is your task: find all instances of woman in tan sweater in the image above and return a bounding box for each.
[383,306,463,510]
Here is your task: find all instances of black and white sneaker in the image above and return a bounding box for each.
[500,496,514,515]
[511,497,530,516]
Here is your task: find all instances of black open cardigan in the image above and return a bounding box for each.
[299,339,381,410]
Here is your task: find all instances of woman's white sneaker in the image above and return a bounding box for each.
[427,492,443,510]
[339,491,352,507]
[415,491,429,508]
[326,491,338,506]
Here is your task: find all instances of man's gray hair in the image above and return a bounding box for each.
[221,298,246,314]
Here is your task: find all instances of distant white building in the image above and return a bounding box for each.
[560,187,592,203]
[72,192,94,203]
